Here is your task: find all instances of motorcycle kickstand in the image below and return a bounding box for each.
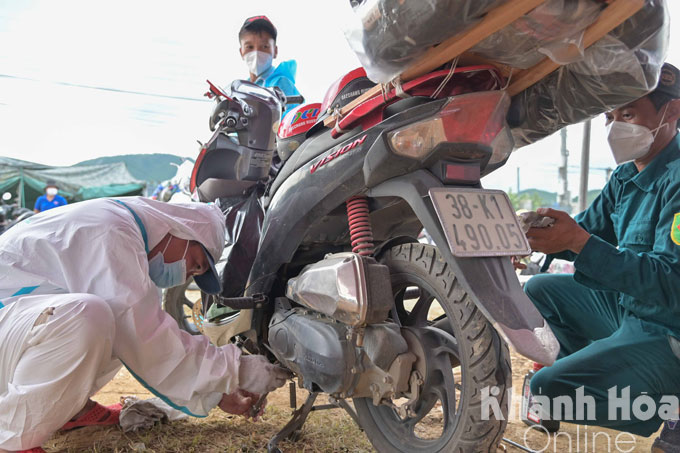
[267,391,319,453]
[330,396,361,428]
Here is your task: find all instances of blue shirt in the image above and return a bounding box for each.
[550,133,680,335]
[34,194,68,212]
[255,60,301,112]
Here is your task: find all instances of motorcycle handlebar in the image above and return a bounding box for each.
[285,95,305,105]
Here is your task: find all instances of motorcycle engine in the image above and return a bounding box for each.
[268,253,417,400]
[268,307,414,398]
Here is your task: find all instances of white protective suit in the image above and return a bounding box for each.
[0,197,241,450]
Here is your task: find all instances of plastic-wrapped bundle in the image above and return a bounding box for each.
[205,187,265,320]
[509,0,669,147]
[344,0,505,84]
[471,0,604,69]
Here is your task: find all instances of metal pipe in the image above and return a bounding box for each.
[558,128,571,212]
[579,120,591,212]
[502,437,539,453]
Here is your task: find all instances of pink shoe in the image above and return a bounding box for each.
[61,402,123,431]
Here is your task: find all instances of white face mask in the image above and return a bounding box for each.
[606,104,669,165]
[243,50,273,77]
[46,188,58,196]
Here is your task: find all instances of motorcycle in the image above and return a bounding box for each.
[150,160,196,204]
[168,66,560,452]
[0,192,34,235]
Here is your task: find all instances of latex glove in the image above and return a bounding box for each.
[526,208,590,254]
[238,354,292,395]
[517,210,555,234]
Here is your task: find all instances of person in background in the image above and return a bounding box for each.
[33,181,67,213]
[238,15,301,110]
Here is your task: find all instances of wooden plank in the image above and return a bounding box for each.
[324,0,547,127]
[399,0,546,81]
[507,0,644,96]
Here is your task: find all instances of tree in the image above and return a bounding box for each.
[506,189,546,211]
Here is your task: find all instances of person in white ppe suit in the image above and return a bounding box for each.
[0,196,290,453]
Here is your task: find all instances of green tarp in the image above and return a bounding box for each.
[0,156,146,208]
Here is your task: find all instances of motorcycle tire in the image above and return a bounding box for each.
[163,278,202,335]
[354,243,511,453]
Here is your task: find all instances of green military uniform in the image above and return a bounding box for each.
[526,133,680,436]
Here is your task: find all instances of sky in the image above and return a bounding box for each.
[0,0,679,197]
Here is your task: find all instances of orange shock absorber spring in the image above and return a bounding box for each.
[346,196,374,256]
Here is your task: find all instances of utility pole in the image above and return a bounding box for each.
[578,120,591,212]
[605,167,613,182]
[558,128,571,213]
[516,167,520,194]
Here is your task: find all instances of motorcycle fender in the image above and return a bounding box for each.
[367,170,559,365]
[201,310,254,346]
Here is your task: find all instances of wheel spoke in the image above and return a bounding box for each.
[433,362,458,418]
[422,326,459,360]
[394,326,462,441]
[393,287,410,325]
[407,389,439,425]
[432,317,452,334]
[431,313,446,323]
[403,408,429,431]
[405,294,435,326]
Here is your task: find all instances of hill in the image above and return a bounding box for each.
[518,188,556,206]
[509,188,602,211]
[75,153,191,183]
[572,189,602,207]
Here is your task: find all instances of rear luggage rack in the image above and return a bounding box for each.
[324,0,645,135]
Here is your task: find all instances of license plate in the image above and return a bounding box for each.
[429,188,530,257]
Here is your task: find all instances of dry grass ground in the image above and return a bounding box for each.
[43,348,662,453]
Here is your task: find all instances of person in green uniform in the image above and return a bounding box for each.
[523,62,680,452]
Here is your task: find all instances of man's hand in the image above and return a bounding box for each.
[238,354,293,395]
[218,389,265,420]
[525,208,591,254]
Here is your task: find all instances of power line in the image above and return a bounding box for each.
[0,73,209,103]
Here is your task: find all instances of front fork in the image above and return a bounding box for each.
[366,170,559,365]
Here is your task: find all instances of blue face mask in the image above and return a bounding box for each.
[148,238,189,288]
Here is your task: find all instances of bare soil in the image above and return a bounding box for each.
[43,348,661,453]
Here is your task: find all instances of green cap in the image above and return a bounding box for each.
[654,63,680,99]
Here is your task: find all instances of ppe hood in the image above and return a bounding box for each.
[112,197,226,279]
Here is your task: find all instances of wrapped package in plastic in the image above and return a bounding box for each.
[509,0,669,147]
[471,0,604,69]
[205,186,264,320]
[344,0,505,84]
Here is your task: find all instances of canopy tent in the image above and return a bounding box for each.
[0,157,146,209]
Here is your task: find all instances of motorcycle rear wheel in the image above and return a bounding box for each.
[354,243,511,453]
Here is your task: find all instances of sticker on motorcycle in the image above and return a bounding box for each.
[310,134,367,174]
